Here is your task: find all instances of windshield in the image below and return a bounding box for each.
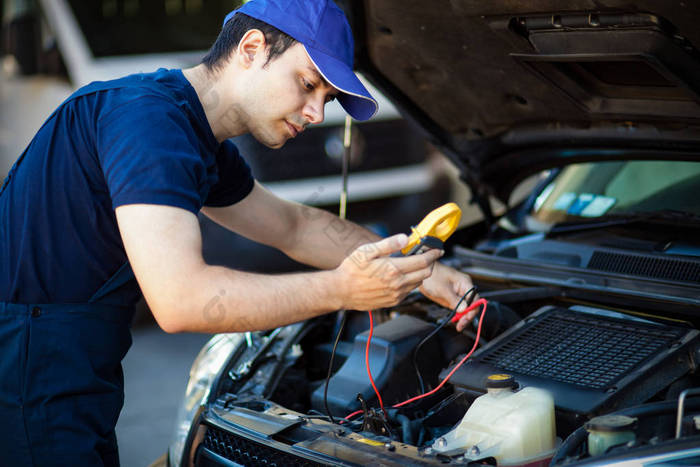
[527,161,700,229]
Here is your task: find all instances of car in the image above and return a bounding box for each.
[169,1,697,466]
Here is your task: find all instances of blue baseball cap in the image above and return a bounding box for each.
[223,0,378,121]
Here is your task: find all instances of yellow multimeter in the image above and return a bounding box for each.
[400,203,462,255]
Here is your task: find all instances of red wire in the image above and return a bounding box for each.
[451,296,482,323]
[343,298,488,421]
[342,310,390,423]
[393,299,487,408]
[365,310,387,417]
[344,409,363,421]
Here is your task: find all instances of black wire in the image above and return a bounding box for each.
[411,391,465,446]
[307,409,332,420]
[413,287,477,394]
[324,310,347,424]
[422,391,463,420]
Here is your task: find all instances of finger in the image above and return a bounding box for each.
[453,277,478,307]
[355,234,408,261]
[375,263,431,295]
[453,273,475,294]
[453,277,470,296]
[455,298,468,314]
[389,249,442,273]
[401,267,434,288]
[456,315,470,332]
[455,306,480,332]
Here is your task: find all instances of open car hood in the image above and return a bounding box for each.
[343,0,700,204]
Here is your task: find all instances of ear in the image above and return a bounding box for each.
[236,29,267,68]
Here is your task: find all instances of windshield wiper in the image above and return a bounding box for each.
[547,210,700,235]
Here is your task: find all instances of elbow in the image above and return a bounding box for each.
[148,298,195,334]
[142,265,229,334]
[151,307,188,334]
[157,317,186,334]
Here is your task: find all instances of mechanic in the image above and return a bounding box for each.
[0,0,477,464]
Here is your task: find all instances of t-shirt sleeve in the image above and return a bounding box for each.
[96,94,211,214]
[204,140,255,207]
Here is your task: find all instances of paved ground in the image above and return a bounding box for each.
[116,324,212,467]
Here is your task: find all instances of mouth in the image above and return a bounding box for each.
[285,121,302,138]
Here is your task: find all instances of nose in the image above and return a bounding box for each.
[303,95,325,125]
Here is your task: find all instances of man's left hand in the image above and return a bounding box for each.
[419,262,478,332]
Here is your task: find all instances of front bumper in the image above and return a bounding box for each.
[187,399,447,467]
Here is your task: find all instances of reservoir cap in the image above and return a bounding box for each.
[485,374,516,389]
[585,415,638,432]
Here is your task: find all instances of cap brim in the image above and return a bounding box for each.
[303,45,378,121]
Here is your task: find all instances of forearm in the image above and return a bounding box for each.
[200,183,381,270]
[283,203,381,269]
[118,204,442,336]
[157,265,343,333]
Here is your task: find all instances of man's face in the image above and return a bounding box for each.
[238,42,339,149]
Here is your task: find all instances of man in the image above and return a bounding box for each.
[0,0,477,464]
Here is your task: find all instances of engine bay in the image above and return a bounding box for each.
[200,245,700,466]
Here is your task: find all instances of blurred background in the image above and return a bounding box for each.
[1,1,476,465]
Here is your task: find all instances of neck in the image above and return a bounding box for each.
[182,64,247,143]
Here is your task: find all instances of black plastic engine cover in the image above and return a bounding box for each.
[445,306,700,434]
[311,314,441,418]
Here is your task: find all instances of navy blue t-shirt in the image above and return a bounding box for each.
[0,69,254,305]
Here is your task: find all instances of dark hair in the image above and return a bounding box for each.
[202,13,297,71]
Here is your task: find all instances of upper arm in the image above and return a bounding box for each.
[201,181,302,252]
[98,94,210,213]
[115,203,205,331]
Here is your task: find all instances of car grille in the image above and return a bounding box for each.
[588,251,700,283]
[201,425,327,467]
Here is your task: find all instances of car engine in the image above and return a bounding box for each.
[193,243,700,467]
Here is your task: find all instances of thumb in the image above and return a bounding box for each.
[356,234,408,261]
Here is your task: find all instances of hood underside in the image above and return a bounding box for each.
[344,0,700,202]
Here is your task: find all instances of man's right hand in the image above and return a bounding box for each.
[333,234,443,311]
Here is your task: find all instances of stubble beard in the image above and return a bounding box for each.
[230,102,289,148]
[253,122,288,149]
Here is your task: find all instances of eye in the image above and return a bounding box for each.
[301,77,314,91]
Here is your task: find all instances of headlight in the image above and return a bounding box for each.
[168,333,244,467]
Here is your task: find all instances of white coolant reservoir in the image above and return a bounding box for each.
[432,374,556,467]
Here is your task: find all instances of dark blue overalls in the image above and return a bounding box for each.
[0,79,165,466]
[0,265,136,466]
